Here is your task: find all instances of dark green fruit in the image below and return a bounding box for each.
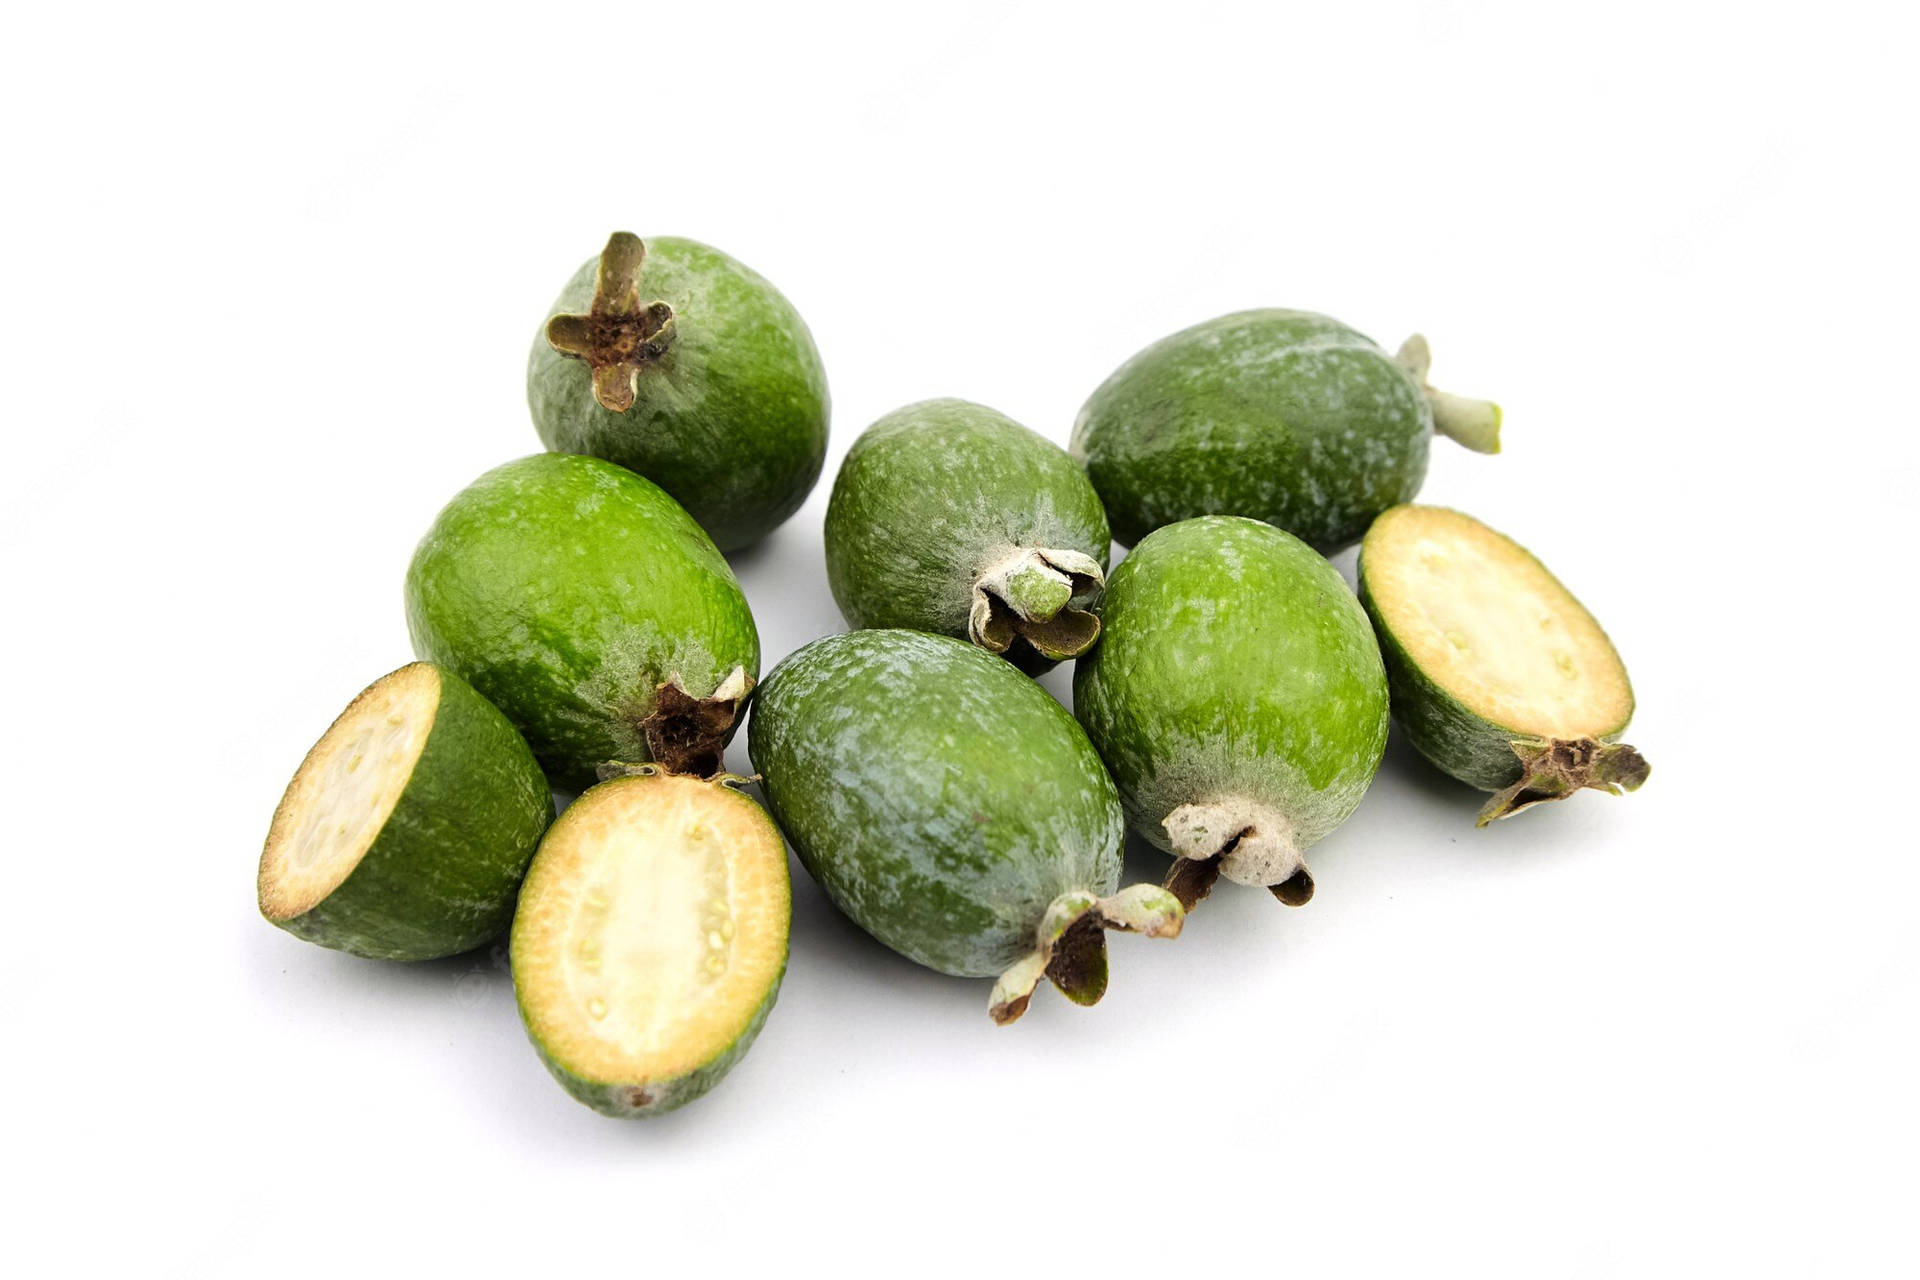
[405,454,759,792]
[824,398,1109,673]
[528,233,830,552]
[512,767,789,1118]
[1074,516,1389,911]
[258,662,553,961]
[747,629,1182,1024]
[1358,504,1649,824]
[1071,310,1500,550]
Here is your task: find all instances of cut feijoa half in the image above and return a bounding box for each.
[511,767,790,1118]
[258,662,554,961]
[1358,504,1650,824]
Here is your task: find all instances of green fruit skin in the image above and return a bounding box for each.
[1071,310,1431,551]
[824,398,1110,644]
[514,779,789,1119]
[1073,516,1389,855]
[404,454,760,792]
[267,665,554,962]
[747,629,1124,977]
[527,236,830,552]
[1356,533,1635,793]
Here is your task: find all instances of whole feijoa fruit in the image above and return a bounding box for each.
[1071,310,1500,550]
[512,766,789,1118]
[748,629,1182,1024]
[258,662,553,961]
[824,398,1109,673]
[528,233,830,552]
[405,454,759,792]
[1358,504,1649,825]
[1073,516,1389,911]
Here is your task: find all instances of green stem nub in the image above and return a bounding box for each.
[969,548,1106,667]
[1396,334,1502,455]
[1478,737,1651,826]
[987,885,1184,1025]
[545,232,678,412]
[636,667,753,780]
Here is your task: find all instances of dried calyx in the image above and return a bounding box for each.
[1479,737,1651,826]
[988,885,1184,1025]
[546,232,678,412]
[1396,335,1502,455]
[1161,800,1314,911]
[633,667,753,779]
[969,548,1105,666]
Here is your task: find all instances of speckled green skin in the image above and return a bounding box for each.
[1073,517,1389,856]
[263,664,554,961]
[1071,310,1431,550]
[527,237,830,552]
[747,629,1124,977]
[512,775,788,1119]
[405,455,760,791]
[824,398,1109,658]
[1356,528,1634,792]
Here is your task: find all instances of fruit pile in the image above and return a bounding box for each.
[258,233,1650,1118]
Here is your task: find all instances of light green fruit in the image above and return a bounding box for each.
[748,629,1182,1024]
[512,768,789,1118]
[824,398,1110,673]
[1071,310,1500,550]
[528,233,830,552]
[404,454,759,792]
[258,662,553,961]
[1358,504,1650,824]
[1073,516,1389,910]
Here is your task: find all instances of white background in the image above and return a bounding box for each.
[5,3,1915,1275]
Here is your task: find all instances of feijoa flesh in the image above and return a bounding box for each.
[512,767,789,1117]
[404,454,759,792]
[1073,516,1389,910]
[1071,310,1501,550]
[747,629,1183,1024]
[1358,504,1650,824]
[258,662,554,961]
[824,398,1109,673]
[529,233,830,552]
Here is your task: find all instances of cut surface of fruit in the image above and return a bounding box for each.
[259,664,439,922]
[1363,505,1631,738]
[513,772,789,1095]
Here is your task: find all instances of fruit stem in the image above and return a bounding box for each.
[1478,737,1651,825]
[987,884,1183,1025]
[1396,334,1502,455]
[968,548,1106,664]
[1162,800,1314,910]
[635,667,753,779]
[545,232,678,412]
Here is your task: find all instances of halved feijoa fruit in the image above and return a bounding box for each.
[1358,505,1650,824]
[511,768,790,1118]
[258,662,554,961]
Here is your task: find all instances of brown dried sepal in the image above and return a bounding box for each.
[1478,737,1652,826]
[639,672,752,779]
[545,231,677,412]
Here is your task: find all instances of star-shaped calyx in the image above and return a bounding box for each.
[545,232,677,412]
